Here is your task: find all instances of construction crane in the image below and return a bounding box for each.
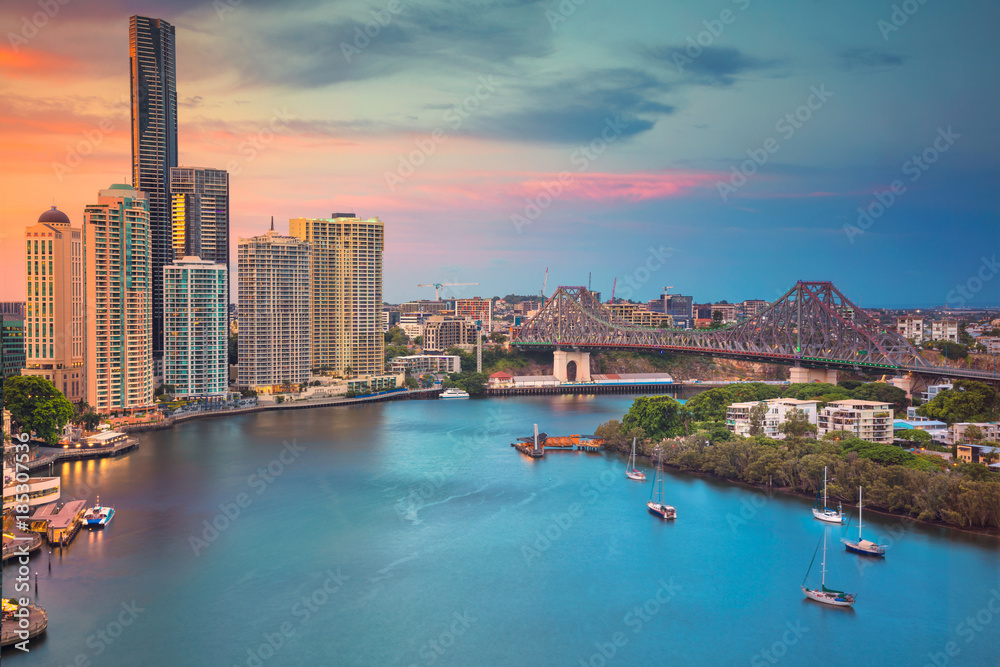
[663,286,674,294]
[610,277,616,303]
[417,282,479,301]
[541,268,549,299]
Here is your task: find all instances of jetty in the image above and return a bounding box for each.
[511,425,603,458]
[1,603,47,648]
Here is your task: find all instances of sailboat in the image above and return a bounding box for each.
[812,466,844,523]
[626,437,646,481]
[802,530,856,607]
[842,486,886,557]
[647,449,676,520]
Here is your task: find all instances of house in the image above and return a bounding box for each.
[955,444,1000,465]
[488,371,514,387]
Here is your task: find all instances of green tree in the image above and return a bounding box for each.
[934,340,968,360]
[621,396,690,440]
[895,429,931,446]
[444,372,488,395]
[414,336,423,346]
[748,401,768,437]
[918,380,1000,424]
[958,321,974,347]
[386,326,409,347]
[404,376,418,389]
[685,387,736,421]
[778,408,817,440]
[2,375,75,445]
[711,310,724,328]
[851,382,909,413]
[963,425,984,444]
[489,332,507,344]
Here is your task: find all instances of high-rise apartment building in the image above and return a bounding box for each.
[163,257,228,399]
[22,207,85,401]
[170,167,229,264]
[455,297,493,325]
[130,15,178,361]
[1,314,25,387]
[237,228,311,390]
[288,214,384,377]
[84,185,154,411]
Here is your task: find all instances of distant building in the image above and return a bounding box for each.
[726,398,818,438]
[922,382,952,403]
[896,316,924,341]
[818,400,893,443]
[665,294,693,320]
[388,355,461,376]
[84,185,154,412]
[955,444,1000,465]
[712,303,738,323]
[289,214,385,377]
[237,228,311,390]
[401,300,451,314]
[977,337,1000,354]
[163,257,228,398]
[0,302,25,317]
[455,297,493,325]
[382,309,401,332]
[930,319,959,343]
[741,299,769,319]
[22,207,85,402]
[423,315,478,353]
[945,422,1000,447]
[399,312,430,340]
[607,304,673,328]
[1,314,25,386]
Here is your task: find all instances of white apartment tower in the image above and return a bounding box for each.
[163,257,228,398]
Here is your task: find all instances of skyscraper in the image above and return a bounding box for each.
[170,167,229,264]
[237,227,311,390]
[164,257,228,399]
[130,15,178,362]
[288,214,384,377]
[84,185,153,412]
[1,314,25,388]
[22,207,85,402]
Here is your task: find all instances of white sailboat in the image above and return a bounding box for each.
[842,486,886,557]
[812,466,844,523]
[626,437,646,481]
[802,530,856,607]
[647,449,676,520]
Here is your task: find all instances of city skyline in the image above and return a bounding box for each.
[0,1,998,309]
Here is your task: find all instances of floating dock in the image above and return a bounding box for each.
[511,426,604,458]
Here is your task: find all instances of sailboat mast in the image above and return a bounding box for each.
[823,466,828,509]
[821,530,827,587]
[858,486,863,541]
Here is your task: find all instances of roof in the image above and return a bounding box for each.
[894,420,947,429]
[85,431,126,443]
[490,371,513,379]
[47,500,88,530]
[826,399,891,407]
[37,206,70,224]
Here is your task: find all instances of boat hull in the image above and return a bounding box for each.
[801,586,855,607]
[85,508,114,527]
[626,471,646,481]
[812,509,844,524]
[843,540,885,557]
[647,502,676,520]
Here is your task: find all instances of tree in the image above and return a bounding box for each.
[404,376,418,389]
[621,396,690,441]
[935,340,968,360]
[918,380,1000,424]
[489,332,507,344]
[851,382,909,414]
[963,425,984,444]
[414,336,423,346]
[444,372,488,395]
[343,367,353,379]
[778,408,817,440]
[80,411,103,432]
[748,401,768,437]
[711,310,724,328]
[228,333,238,365]
[2,376,75,445]
[958,321,974,347]
[895,429,931,446]
[386,326,409,347]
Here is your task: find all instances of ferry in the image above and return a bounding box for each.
[84,497,115,527]
[440,388,470,399]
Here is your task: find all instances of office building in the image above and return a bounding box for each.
[84,185,154,411]
[665,294,693,320]
[288,214,384,377]
[1,314,25,386]
[130,15,178,360]
[422,315,478,353]
[237,228,311,390]
[817,400,893,444]
[22,207,85,402]
[163,257,228,398]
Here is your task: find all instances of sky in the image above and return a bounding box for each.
[1,0,998,308]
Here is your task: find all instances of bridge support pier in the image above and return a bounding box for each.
[789,367,838,385]
[890,374,918,398]
[553,350,591,382]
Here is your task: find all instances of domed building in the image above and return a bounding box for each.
[22,206,85,402]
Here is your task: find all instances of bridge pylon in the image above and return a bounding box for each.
[789,367,838,384]
[553,350,591,382]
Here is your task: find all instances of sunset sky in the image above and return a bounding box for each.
[1,0,998,307]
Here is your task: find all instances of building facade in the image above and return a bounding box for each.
[0,302,25,316]
[388,355,461,376]
[455,297,493,325]
[288,215,384,377]
[930,319,959,343]
[422,315,478,352]
[84,185,154,411]
[22,207,85,402]
[163,257,228,398]
[1,314,25,386]
[726,398,818,438]
[817,400,893,443]
[896,316,924,341]
[237,229,311,390]
[130,15,178,361]
[170,167,229,264]
[741,299,769,319]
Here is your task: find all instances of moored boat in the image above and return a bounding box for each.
[812,466,844,524]
[440,388,470,399]
[647,449,676,520]
[626,437,646,481]
[802,530,856,607]
[842,486,886,557]
[84,496,115,527]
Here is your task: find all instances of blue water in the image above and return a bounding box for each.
[3,395,999,666]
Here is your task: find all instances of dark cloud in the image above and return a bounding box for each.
[641,45,779,86]
[838,48,904,71]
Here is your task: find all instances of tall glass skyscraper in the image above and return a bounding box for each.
[170,167,229,265]
[130,15,178,361]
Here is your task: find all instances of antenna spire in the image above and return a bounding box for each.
[270,216,274,232]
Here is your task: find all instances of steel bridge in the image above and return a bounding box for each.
[512,281,993,385]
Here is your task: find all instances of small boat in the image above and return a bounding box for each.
[626,437,646,481]
[440,388,470,399]
[84,497,115,528]
[646,449,676,520]
[802,530,855,607]
[842,486,886,557]
[812,466,844,524]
